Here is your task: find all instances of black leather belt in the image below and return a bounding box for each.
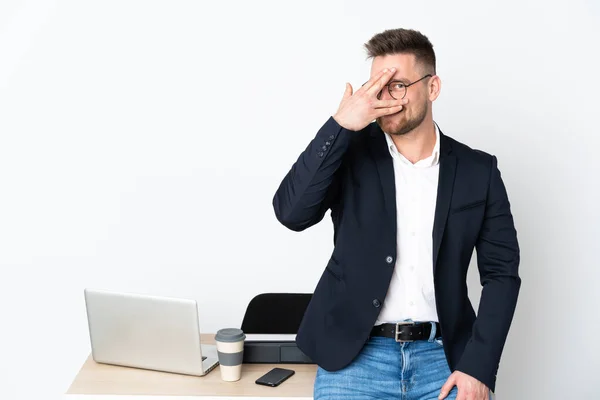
[370,322,441,342]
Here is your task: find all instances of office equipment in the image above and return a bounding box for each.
[84,288,219,376]
[241,293,314,364]
[241,293,312,333]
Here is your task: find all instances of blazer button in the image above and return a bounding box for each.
[372,299,381,308]
[385,256,394,264]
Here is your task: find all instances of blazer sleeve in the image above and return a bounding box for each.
[272,116,355,232]
[455,155,522,391]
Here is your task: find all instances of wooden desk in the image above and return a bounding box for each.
[67,334,316,399]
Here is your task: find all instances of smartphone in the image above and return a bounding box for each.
[255,367,295,387]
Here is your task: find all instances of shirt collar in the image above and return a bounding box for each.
[384,122,441,167]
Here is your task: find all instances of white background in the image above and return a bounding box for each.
[1,0,598,399]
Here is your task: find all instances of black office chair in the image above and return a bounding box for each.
[240,293,312,334]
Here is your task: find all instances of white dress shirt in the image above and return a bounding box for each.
[375,123,441,325]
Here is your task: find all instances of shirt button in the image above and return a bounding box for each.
[411,232,416,237]
[410,265,415,271]
[385,256,394,264]
[409,301,414,306]
[372,299,381,308]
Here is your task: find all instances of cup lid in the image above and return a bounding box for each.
[215,328,246,342]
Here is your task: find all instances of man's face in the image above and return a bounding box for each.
[370,53,432,136]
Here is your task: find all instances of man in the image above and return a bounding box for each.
[272,28,520,400]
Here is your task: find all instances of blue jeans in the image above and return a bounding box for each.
[314,324,494,399]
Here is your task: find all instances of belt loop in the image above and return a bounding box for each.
[427,322,437,342]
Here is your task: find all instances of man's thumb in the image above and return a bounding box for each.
[438,376,455,399]
[343,82,353,99]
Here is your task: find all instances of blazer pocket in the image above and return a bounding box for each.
[450,199,485,214]
[325,257,344,281]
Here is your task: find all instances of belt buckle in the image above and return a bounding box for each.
[395,321,416,342]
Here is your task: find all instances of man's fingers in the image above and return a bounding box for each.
[438,375,457,400]
[363,68,396,93]
[360,68,387,92]
[334,68,401,130]
[366,68,396,97]
[373,105,403,118]
[374,99,407,109]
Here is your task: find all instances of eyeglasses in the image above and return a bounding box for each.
[363,74,432,100]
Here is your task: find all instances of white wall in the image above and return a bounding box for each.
[1,0,598,398]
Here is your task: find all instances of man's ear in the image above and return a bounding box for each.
[429,75,441,101]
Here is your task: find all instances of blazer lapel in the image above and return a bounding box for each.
[432,131,456,274]
[368,124,397,237]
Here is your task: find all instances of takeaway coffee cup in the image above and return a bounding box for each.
[214,328,246,381]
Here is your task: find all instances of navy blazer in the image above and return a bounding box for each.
[272,117,521,392]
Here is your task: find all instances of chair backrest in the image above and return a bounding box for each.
[240,293,312,334]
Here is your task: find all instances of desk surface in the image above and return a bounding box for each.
[67,334,316,398]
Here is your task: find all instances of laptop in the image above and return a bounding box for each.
[84,288,219,376]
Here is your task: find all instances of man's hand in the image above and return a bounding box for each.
[332,68,407,131]
[438,371,489,400]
